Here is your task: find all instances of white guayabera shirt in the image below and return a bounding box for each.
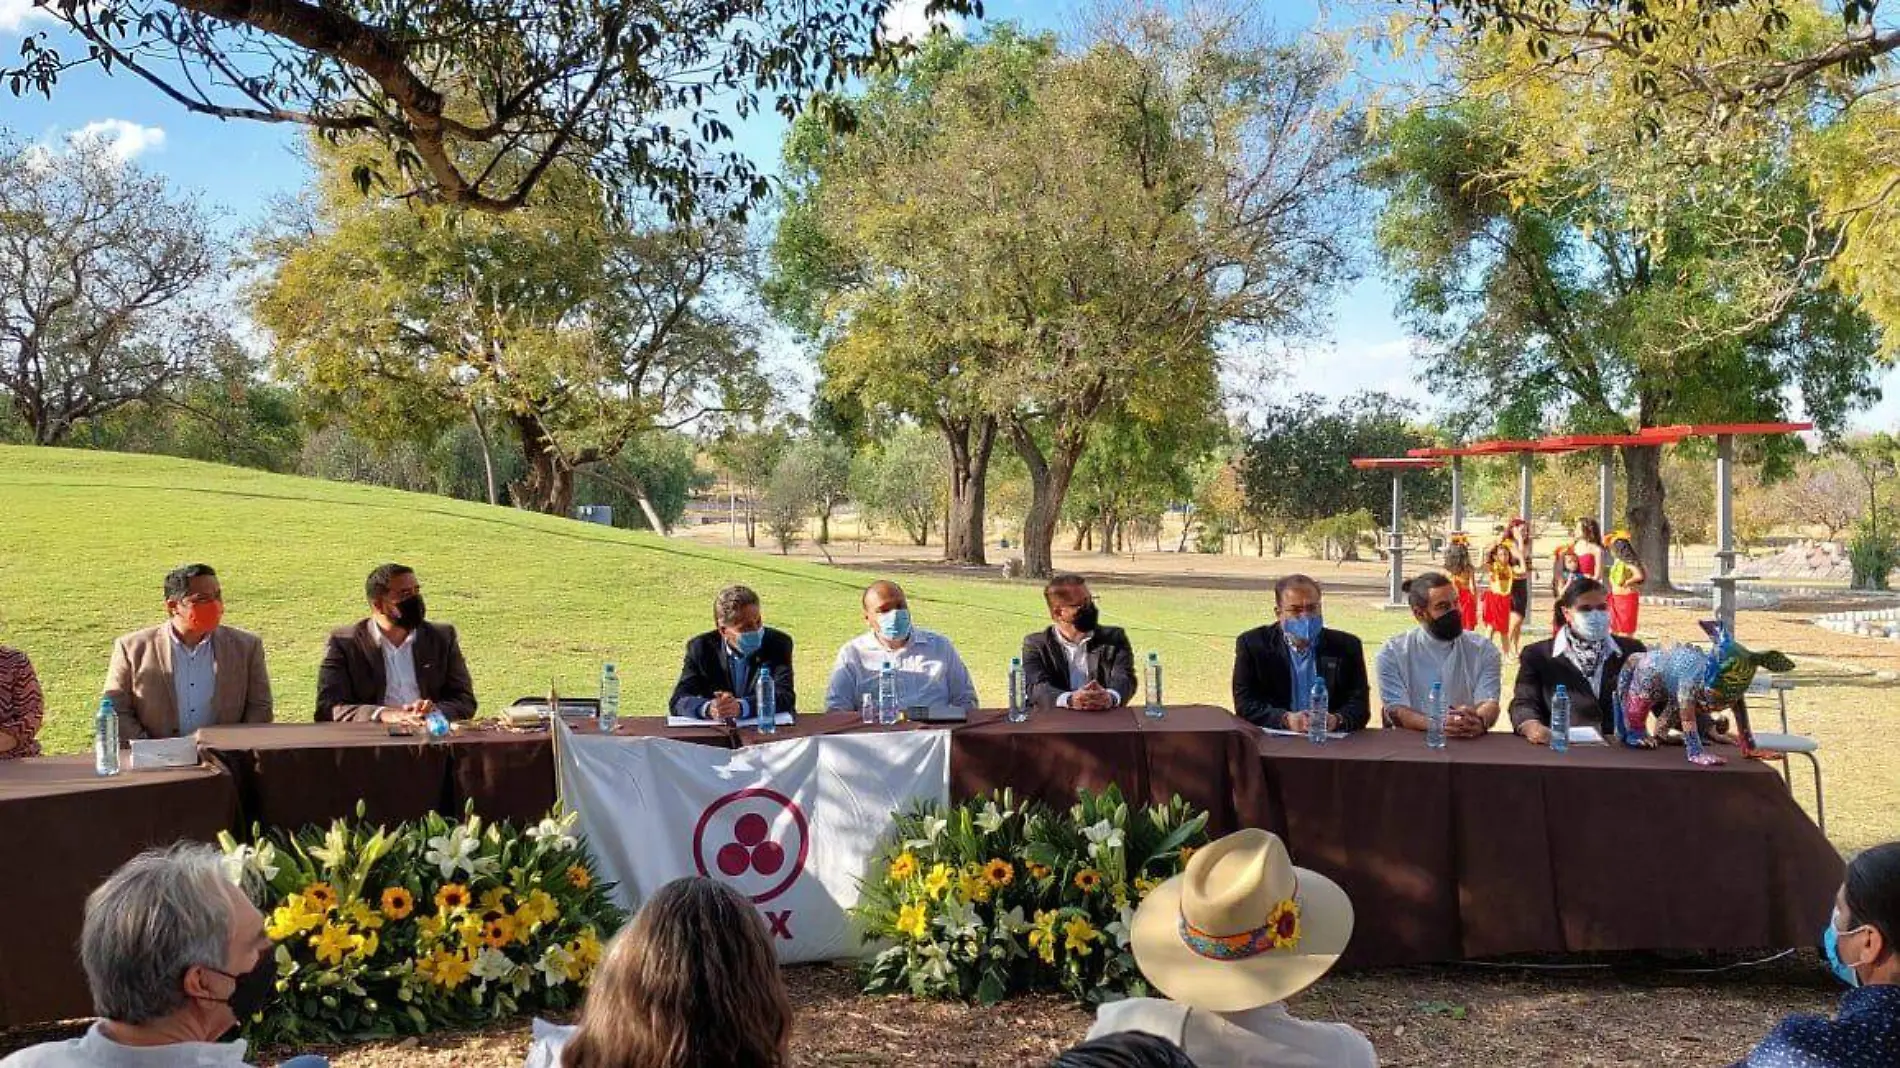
[0,1023,266,1067]
[822,628,979,712]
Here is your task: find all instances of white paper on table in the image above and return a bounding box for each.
[129,737,200,769]
[1566,726,1606,745]
[663,713,794,729]
[1259,726,1350,740]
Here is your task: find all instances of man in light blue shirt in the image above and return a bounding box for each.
[824,580,978,714]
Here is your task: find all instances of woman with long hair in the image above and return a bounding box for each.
[1444,536,1479,633]
[560,877,792,1068]
[1481,541,1521,652]
[1571,517,1607,583]
[1606,530,1646,637]
[1550,547,1579,637]
[1505,519,1532,654]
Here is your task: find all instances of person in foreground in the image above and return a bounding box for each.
[1376,572,1501,738]
[1050,1032,1198,1068]
[823,580,978,714]
[0,643,45,759]
[538,877,791,1068]
[1232,575,1370,734]
[1022,574,1135,711]
[104,564,274,740]
[0,843,326,1068]
[316,564,477,724]
[1085,828,1376,1067]
[1510,578,1645,745]
[1735,841,1900,1067]
[668,585,796,723]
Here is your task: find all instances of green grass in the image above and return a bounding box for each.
[0,445,1413,755]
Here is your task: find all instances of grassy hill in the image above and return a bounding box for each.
[0,445,1413,754]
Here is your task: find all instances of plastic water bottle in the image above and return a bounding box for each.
[424,709,451,741]
[1006,656,1028,723]
[94,696,121,777]
[1550,684,1571,753]
[755,669,778,735]
[876,660,899,726]
[1307,678,1329,746]
[1143,652,1165,719]
[598,663,620,734]
[1425,681,1447,750]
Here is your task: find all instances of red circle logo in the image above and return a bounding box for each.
[691,788,810,904]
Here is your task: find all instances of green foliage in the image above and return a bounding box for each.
[1848,520,1899,590]
[1303,509,1378,562]
[1239,393,1449,529]
[851,426,951,546]
[573,433,709,532]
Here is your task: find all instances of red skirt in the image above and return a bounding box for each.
[1458,586,1479,631]
[1610,590,1640,636]
[1480,590,1513,634]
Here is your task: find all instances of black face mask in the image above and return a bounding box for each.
[392,594,427,631]
[1072,603,1100,633]
[1424,608,1464,642]
[203,955,276,1025]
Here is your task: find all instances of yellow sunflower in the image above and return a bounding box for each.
[1266,899,1302,950]
[1062,916,1100,957]
[302,882,338,912]
[380,887,415,921]
[1028,863,1053,881]
[983,859,1015,887]
[887,852,918,882]
[434,883,471,914]
[895,902,929,941]
[1073,869,1103,894]
[565,864,593,890]
[480,911,518,949]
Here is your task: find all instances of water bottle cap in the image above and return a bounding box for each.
[1147,651,1159,661]
[604,663,616,673]
[1010,656,1021,666]
[1555,684,1567,694]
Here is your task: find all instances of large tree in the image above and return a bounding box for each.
[1239,391,1450,539]
[0,135,221,445]
[7,0,980,218]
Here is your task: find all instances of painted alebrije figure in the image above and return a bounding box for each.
[1613,620,1795,766]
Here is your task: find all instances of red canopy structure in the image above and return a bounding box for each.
[1351,457,1446,607]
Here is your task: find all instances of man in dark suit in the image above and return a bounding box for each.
[1021,574,1136,711]
[316,563,478,723]
[669,585,796,721]
[1232,574,1371,732]
[1510,577,1644,744]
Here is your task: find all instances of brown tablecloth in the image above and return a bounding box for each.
[0,757,240,1027]
[1254,729,1844,967]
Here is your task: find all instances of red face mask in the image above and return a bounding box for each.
[178,601,224,634]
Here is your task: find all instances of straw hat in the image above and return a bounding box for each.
[1131,829,1353,1013]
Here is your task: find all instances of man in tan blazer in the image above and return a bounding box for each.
[104,564,274,740]
[316,563,478,724]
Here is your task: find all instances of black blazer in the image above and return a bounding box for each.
[1232,623,1371,732]
[316,619,479,722]
[668,628,796,719]
[1509,635,1646,735]
[1021,626,1136,709]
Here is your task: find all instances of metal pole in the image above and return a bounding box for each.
[1597,448,1615,536]
[728,480,737,547]
[1450,455,1465,535]
[1714,433,1737,633]
[1389,473,1406,607]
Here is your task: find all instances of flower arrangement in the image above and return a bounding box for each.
[854,786,1209,1005]
[219,805,624,1045]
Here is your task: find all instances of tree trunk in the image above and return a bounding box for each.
[510,413,576,516]
[1008,417,1086,580]
[941,414,996,566]
[1072,524,1089,552]
[1100,512,1117,556]
[469,405,499,506]
[818,507,832,546]
[1623,444,1675,592]
[1175,506,1197,552]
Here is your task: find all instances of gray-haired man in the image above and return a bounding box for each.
[1,843,326,1067]
[666,585,797,722]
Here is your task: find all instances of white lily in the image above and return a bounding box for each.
[1083,819,1124,859]
[995,906,1033,935]
[974,801,1008,835]
[1107,904,1137,949]
[526,814,579,851]
[536,944,576,987]
[424,825,499,881]
[471,947,516,982]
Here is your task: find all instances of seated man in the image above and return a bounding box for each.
[1232,574,1371,733]
[668,584,796,722]
[824,580,978,714]
[0,843,326,1068]
[316,563,477,723]
[1021,574,1134,711]
[1375,572,1501,738]
[0,643,45,759]
[104,564,273,740]
[1510,577,1645,745]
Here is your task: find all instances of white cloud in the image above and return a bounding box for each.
[68,119,167,162]
[879,0,966,45]
[0,0,51,34]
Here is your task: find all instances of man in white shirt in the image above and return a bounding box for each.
[823,580,978,714]
[1020,574,1135,711]
[1375,571,1502,738]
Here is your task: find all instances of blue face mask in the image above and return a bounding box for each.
[1570,608,1611,643]
[1824,913,1868,988]
[876,608,912,642]
[1283,615,1323,646]
[732,628,764,657]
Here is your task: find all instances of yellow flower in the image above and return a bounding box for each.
[571,927,604,974]
[1074,869,1103,894]
[303,882,338,912]
[1063,916,1100,957]
[1134,876,1160,900]
[956,867,992,904]
[265,895,323,941]
[895,902,930,941]
[1111,884,1129,909]
[416,913,446,942]
[1266,899,1303,950]
[480,911,518,949]
[565,864,593,890]
[1027,910,1059,964]
[887,852,918,882]
[344,900,385,931]
[417,947,473,989]
[515,889,560,930]
[478,887,512,914]
[1028,863,1052,881]
[309,923,357,966]
[434,883,471,914]
[379,887,415,921]
[983,859,1015,887]
[455,913,486,951]
[353,929,381,960]
[923,863,952,900]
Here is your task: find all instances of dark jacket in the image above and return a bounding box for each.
[1021,625,1136,709]
[316,619,478,722]
[1509,634,1646,735]
[1232,623,1371,732]
[668,627,796,719]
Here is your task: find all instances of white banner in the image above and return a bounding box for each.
[552,720,950,963]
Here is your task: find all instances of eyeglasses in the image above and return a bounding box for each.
[1056,599,1098,616]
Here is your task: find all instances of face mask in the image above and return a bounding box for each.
[1570,609,1611,643]
[1283,615,1323,646]
[876,608,912,642]
[391,595,427,631]
[1823,912,1869,989]
[1072,603,1100,634]
[203,954,276,1023]
[1425,608,1464,642]
[180,601,224,634]
[733,628,764,656]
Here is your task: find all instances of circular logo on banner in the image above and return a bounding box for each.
[691,787,811,904]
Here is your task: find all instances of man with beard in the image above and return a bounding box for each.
[316,563,477,724]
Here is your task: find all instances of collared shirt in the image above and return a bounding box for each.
[0,646,45,759]
[697,644,757,720]
[1744,984,1900,1068]
[1552,627,1609,695]
[1053,630,1121,709]
[168,628,217,736]
[1286,632,1319,713]
[824,628,979,713]
[1088,996,1378,1068]
[373,626,421,708]
[1375,627,1502,716]
[0,1021,258,1067]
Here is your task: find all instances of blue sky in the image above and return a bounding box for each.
[1,0,1892,432]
